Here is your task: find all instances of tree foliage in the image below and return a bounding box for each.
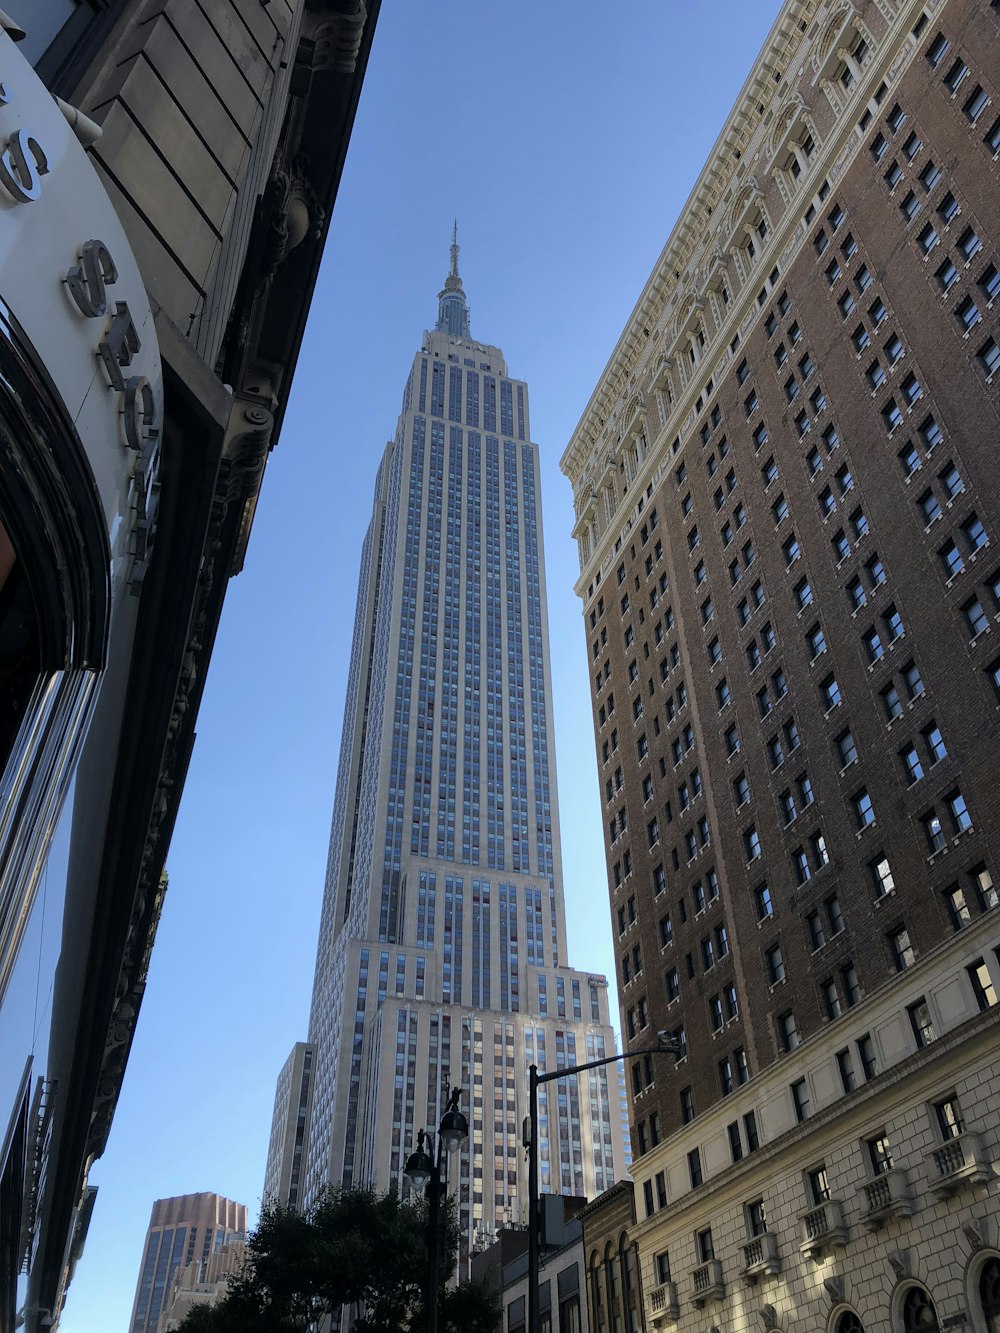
[175,1186,500,1333]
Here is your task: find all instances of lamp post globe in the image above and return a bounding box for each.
[404,1132,434,1192]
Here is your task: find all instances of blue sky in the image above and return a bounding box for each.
[62,5,781,1328]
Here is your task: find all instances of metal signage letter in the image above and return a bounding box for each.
[0,126,49,202]
[66,240,118,318]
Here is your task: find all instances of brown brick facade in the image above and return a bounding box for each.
[571,0,1000,1180]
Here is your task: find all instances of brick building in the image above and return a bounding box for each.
[561,0,1000,1328]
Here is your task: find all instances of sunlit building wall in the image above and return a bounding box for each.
[561,0,1000,1327]
[273,237,627,1263]
[127,1194,245,1333]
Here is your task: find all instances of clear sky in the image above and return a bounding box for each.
[62,4,781,1328]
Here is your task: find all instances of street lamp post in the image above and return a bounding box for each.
[525,1036,682,1333]
[405,1087,470,1333]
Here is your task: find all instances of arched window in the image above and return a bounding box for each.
[619,1234,638,1333]
[901,1286,940,1332]
[980,1256,1000,1331]
[836,1312,865,1333]
[605,1242,620,1333]
[590,1253,604,1333]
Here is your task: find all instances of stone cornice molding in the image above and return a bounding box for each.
[560,0,814,480]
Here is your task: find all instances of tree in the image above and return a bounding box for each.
[175,1186,500,1333]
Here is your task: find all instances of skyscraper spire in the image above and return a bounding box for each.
[436,220,471,338]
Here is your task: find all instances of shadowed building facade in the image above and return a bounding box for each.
[269,237,627,1263]
[0,4,378,1330]
[561,0,1000,1328]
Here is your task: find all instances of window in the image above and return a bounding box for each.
[979,337,1000,377]
[856,265,873,292]
[958,226,981,261]
[934,254,955,291]
[909,997,936,1046]
[754,883,773,920]
[972,863,998,910]
[957,295,981,331]
[836,729,858,768]
[900,190,921,222]
[944,58,969,93]
[822,977,842,1019]
[793,846,812,885]
[767,943,785,984]
[923,721,947,763]
[773,494,789,523]
[986,116,1000,155]
[918,222,939,254]
[884,159,903,189]
[807,623,827,658]
[945,883,971,930]
[726,724,740,757]
[852,323,870,353]
[948,789,972,832]
[733,773,750,807]
[867,1133,894,1176]
[807,909,826,950]
[853,789,876,828]
[969,958,999,1010]
[838,1048,857,1093]
[688,1149,704,1190]
[964,595,989,636]
[808,1165,830,1204]
[858,1034,877,1081]
[821,674,842,710]
[900,441,922,476]
[940,462,964,499]
[920,488,942,523]
[780,788,796,825]
[980,263,1000,302]
[903,130,922,160]
[889,923,915,970]
[904,659,929,703]
[871,131,888,160]
[935,1095,964,1141]
[745,826,761,862]
[926,32,950,67]
[792,1079,811,1122]
[793,578,813,613]
[847,576,866,610]
[867,360,886,390]
[902,743,924,784]
[919,160,942,191]
[778,1010,799,1051]
[870,854,895,898]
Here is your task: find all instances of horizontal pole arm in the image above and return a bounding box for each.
[534,1043,681,1088]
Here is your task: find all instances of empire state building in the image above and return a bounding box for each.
[264,234,626,1253]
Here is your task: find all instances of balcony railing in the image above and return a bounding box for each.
[798,1198,849,1260]
[925,1131,991,1198]
[741,1230,781,1282]
[645,1281,680,1325]
[858,1167,915,1229]
[689,1258,725,1308]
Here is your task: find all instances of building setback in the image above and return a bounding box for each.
[0,4,378,1330]
[561,0,1000,1328]
[127,1194,246,1333]
[268,236,627,1261]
